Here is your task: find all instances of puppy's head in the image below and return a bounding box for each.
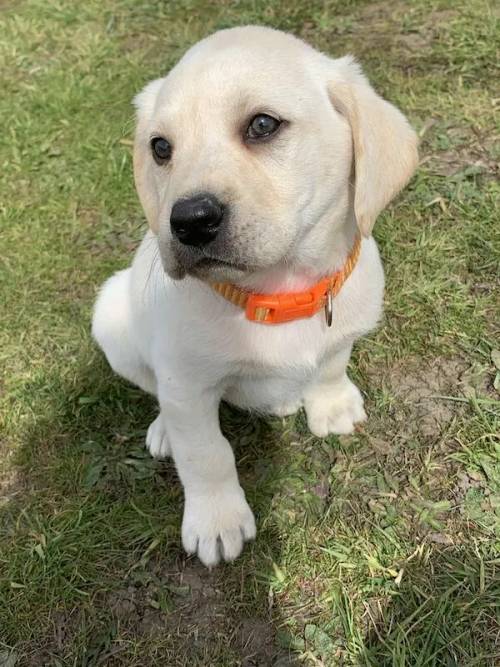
[133,26,418,283]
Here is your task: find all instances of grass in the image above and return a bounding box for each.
[0,0,499,664]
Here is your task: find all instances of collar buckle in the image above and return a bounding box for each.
[246,285,328,324]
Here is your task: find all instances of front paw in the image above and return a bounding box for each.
[305,378,367,437]
[146,414,171,458]
[182,485,256,567]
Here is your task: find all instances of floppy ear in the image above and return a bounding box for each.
[327,56,418,237]
[132,78,164,232]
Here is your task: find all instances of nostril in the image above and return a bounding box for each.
[174,225,188,238]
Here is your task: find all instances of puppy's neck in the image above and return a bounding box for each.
[236,215,359,295]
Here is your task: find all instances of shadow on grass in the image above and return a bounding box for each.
[0,352,300,666]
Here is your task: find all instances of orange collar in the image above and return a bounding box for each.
[211,234,361,326]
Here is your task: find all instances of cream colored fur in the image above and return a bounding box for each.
[92,26,418,567]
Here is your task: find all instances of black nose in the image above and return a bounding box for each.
[170,194,224,247]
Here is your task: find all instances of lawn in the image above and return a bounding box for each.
[0,0,499,665]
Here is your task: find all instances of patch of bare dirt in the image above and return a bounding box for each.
[105,563,224,640]
[104,561,290,665]
[302,1,459,62]
[76,206,101,227]
[425,126,499,179]
[388,357,466,438]
[0,0,17,11]
[237,618,275,667]
[367,356,491,443]
[119,32,160,55]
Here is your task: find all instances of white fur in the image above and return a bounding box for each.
[92,26,417,567]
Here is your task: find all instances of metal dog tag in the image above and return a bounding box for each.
[324,290,333,327]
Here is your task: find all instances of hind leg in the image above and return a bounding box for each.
[92,269,157,395]
[92,270,171,458]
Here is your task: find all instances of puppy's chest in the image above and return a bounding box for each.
[228,318,335,375]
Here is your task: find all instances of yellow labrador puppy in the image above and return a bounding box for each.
[92,26,418,566]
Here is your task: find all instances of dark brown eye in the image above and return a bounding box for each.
[151,137,172,163]
[246,114,281,140]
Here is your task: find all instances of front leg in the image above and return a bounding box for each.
[158,382,256,567]
[304,344,367,437]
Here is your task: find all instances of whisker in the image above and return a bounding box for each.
[144,244,160,303]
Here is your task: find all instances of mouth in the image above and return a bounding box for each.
[195,257,248,271]
[187,256,251,282]
[170,240,248,270]
[164,237,254,282]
